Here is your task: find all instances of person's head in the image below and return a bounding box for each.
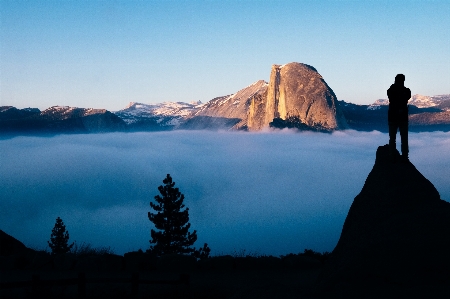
[395,74,405,85]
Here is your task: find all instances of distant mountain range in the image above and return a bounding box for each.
[340,94,450,132]
[1,63,449,135]
[0,106,126,135]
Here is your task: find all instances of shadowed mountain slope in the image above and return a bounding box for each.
[0,106,126,135]
[0,230,29,256]
[315,145,450,298]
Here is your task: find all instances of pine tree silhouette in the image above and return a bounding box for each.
[148,174,209,256]
[48,217,74,255]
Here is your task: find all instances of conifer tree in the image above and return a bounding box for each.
[48,217,74,255]
[148,174,202,256]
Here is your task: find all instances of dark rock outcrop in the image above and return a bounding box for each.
[316,145,450,298]
[0,230,44,270]
[0,106,126,135]
[0,106,40,121]
[0,230,28,256]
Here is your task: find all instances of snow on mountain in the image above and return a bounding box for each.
[431,95,450,111]
[112,91,449,131]
[193,80,268,117]
[113,81,268,131]
[40,106,109,120]
[367,94,450,110]
[409,94,450,110]
[367,99,388,110]
[409,95,438,108]
[114,101,204,126]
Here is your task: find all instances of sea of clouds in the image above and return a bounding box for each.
[1,130,449,256]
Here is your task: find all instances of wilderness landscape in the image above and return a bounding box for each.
[2,130,450,299]
[1,130,449,256]
[2,1,450,298]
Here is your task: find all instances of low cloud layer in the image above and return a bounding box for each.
[1,130,449,256]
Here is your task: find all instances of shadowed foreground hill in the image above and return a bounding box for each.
[315,145,450,298]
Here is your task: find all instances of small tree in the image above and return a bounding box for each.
[48,217,74,255]
[148,174,210,257]
[193,243,211,260]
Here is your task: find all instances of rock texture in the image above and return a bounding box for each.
[114,101,202,130]
[409,110,450,131]
[186,63,348,131]
[315,145,450,298]
[186,80,268,130]
[247,63,348,131]
[409,94,450,110]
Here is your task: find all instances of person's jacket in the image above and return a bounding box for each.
[387,83,411,123]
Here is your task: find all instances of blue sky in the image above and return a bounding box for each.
[1,0,449,111]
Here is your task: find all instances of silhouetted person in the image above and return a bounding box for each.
[387,74,411,162]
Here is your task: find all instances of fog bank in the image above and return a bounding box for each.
[1,130,449,256]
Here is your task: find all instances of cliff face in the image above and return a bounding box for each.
[248,63,347,131]
[316,145,450,298]
[184,62,347,131]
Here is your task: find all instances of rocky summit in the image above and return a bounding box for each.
[249,63,348,131]
[185,62,348,131]
[315,145,450,298]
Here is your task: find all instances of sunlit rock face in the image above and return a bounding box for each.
[185,80,268,130]
[315,145,450,298]
[248,62,348,131]
[187,62,348,131]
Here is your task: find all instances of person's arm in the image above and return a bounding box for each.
[405,88,411,113]
[387,85,393,102]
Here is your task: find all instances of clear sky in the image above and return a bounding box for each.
[1,0,449,111]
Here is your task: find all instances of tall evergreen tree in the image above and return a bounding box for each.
[148,174,199,255]
[48,217,74,255]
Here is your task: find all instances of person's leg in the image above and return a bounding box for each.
[388,122,398,158]
[399,122,409,159]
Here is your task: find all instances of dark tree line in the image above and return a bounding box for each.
[48,174,210,259]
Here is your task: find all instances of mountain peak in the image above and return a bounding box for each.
[316,145,450,297]
[254,62,347,131]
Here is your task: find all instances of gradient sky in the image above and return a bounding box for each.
[1,0,449,111]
